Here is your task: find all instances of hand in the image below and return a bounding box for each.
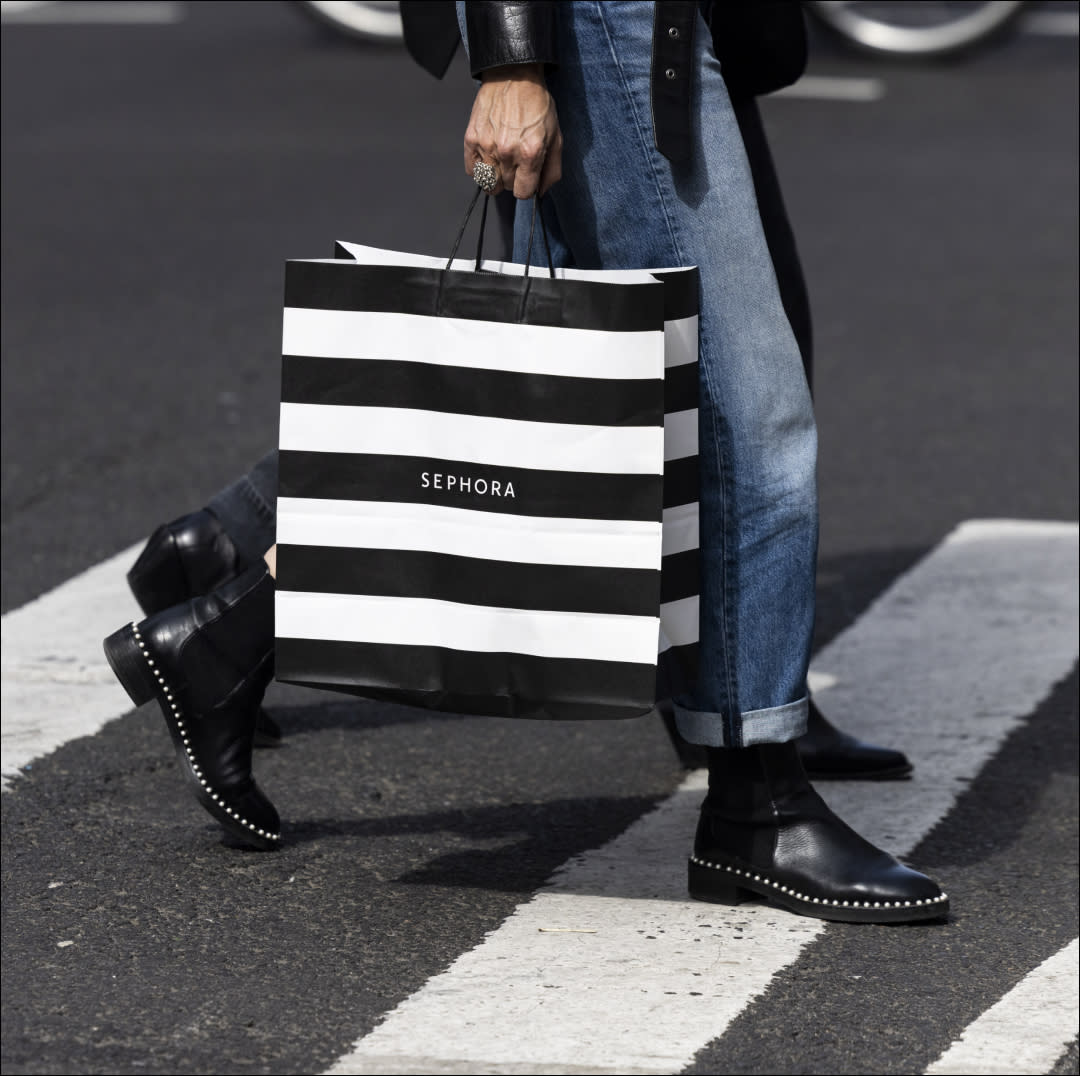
[464,63,563,199]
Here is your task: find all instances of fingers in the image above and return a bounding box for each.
[464,121,507,195]
[463,73,562,199]
[464,145,549,199]
[464,141,544,200]
[510,153,543,200]
[538,129,563,196]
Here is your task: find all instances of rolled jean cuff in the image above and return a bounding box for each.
[672,695,809,748]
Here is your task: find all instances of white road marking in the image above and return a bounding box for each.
[325,519,1079,1076]
[1023,10,1080,36]
[925,939,1080,1076]
[2,520,1076,1068]
[0,1,182,24]
[1,543,141,788]
[0,546,828,791]
[772,75,886,102]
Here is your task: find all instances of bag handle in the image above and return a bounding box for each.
[444,187,556,282]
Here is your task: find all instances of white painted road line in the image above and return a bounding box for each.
[325,519,1080,1076]
[772,75,886,102]
[0,1,183,24]
[925,938,1080,1076]
[2,519,1076,1070]
[1023,10,1080,36]
[808,519,1078,855]
[1,543,141,788]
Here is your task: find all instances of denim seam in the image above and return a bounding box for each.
[592,1,740,742]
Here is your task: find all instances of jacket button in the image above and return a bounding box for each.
[668,26,679,38]
[665,67,677,79]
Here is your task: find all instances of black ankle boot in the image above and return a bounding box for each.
[104,563,281,850]
[796,698,913,780]
[126,510,282,748]
[688,742,947,923]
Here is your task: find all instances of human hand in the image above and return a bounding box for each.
[464,63,563,199]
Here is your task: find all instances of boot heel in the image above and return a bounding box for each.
[127,524,189,615]
[103,625,159,707]
[688,858,754,905]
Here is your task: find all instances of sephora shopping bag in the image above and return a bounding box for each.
[274,210,700,720]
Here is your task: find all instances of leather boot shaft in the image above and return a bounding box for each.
[103,561,280,850]
[139,563,274,715]
[690,741,948,922]
[699,742,807,865]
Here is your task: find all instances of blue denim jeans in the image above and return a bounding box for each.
[463,2,817,747]
[207,452,278,564]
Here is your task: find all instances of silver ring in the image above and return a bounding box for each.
[473,161,499,193]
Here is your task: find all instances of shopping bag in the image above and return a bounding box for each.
[274,204,699,720]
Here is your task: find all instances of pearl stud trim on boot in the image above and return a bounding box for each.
[688,854,948,923]
[129,623,280,847]
[103,563,280,852]
[690,742,949,924]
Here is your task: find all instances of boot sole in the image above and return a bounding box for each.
[688,856,948,924]
[103,623,280,852]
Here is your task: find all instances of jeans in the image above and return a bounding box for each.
[219,2,817,746]
[733,97,813,391]
[206,452,278,564]
[496,2,817,746]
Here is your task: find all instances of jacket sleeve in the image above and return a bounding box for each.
[464,1,558,77]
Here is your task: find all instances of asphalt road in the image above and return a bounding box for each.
[2,3,1078,1074]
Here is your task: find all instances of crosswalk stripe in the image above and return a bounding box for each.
[1,520,1076,1072]
[925,938,1080,1075]
[324,519,1079,1075]
[0,2,183,24]
[1023,11,1080,36]
[773,76,886,102]
[1,543,141,788]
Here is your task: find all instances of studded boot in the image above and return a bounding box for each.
[688,742,948,923]
[104,563,280,850]
[126,509,282,747]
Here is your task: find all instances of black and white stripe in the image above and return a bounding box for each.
[652,267,700,693]
[275,246,700,720]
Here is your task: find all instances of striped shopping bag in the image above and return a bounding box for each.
[273,236,699,720]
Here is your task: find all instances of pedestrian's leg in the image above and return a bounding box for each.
[128,451,279,616]
[731,96,813,388]
[524,3,816,745]
[104,554,280,850]
[206,450,279,564]
[517,1,946,922]
[728,96,914,780]
[126,450,284,746]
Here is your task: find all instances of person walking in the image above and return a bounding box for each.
[454,0,945,922]
[123,2,910,779]
[104,1,947,923]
